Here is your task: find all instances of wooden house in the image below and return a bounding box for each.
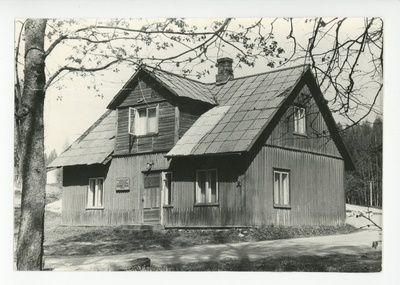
[49,58,354,227]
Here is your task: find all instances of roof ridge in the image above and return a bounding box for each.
[141,64,211,87]
[144,63,309,85]
[227,64,310,82]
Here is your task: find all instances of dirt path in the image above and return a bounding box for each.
[44,228,381,271]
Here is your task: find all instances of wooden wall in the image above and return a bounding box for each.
[163,156,247,227]
[116,101,175,155]
[179,111,200,139]
[267,85,341,157]
[62,153,170,226]
[244,146,346,226]
[114,79,210,155]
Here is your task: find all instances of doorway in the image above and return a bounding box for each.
[142,172,161,224]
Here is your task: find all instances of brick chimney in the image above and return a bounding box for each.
[216,57,233,85]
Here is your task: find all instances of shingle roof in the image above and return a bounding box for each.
[149,68,216,105]
[107,66,216,109]
[167,106,231,156]
[48,110,115,167]
[167,65,309,157]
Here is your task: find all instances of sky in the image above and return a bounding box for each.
[27,17,384,156]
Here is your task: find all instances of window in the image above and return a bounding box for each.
[294,106,306,134]
[129,105,159,136]
[87,178,104,208]
[196,169,218,204]
[163,172,173,206]
[273,170,290,207]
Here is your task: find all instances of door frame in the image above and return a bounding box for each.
[141,172,162,224]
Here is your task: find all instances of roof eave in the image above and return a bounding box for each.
[165,151,242,158]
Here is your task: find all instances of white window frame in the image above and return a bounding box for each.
[87,177,105,209]
[294,106,306,134]
[128,105,159,136]
[195,169,218,205]
[273,169,290,208]
[163,172,173,206]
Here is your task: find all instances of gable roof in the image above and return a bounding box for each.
[167,65,309,157]
[51,62,354,170]
[107,66,216,109]
[48,110,115,168]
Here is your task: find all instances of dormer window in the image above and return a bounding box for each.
[294,106,306,134]
[129,105,159,136]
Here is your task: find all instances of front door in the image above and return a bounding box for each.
[142,172,161,224]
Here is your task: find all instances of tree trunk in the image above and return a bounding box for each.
[16,19,47,271]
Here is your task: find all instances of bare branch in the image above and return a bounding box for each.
[44,59,122,92]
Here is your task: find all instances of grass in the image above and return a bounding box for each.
[44,211,357,258]
[137,252,382,272]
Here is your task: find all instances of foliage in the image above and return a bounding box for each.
[15,18,382,121]
[341,117,383,206]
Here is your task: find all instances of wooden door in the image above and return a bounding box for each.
[142,172,161,224]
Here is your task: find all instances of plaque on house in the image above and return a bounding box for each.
[116,177,130,192]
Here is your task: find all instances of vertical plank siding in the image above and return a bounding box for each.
[163,145,345,227]
[267,85,341,157]
[163,156,247,227]
[62,79,346,228]
[116,101,175,155]
[245,146,345,226]
[179,111,200,139]
[62,153,170,226]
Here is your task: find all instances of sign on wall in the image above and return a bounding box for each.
[116,177,130,192]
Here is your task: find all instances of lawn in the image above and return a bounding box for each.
[140,252,382,272]
[44,211,357,258]
[15,188,382,272]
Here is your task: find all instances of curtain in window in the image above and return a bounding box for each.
[197,171,207,203]
[274,171,290,206]
[137,109,147,135]
[88,178,104,207]
[147,107,157,133]
[209,170,217,203]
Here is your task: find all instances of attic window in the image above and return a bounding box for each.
[294,106,306,134]
[129,105,159,136]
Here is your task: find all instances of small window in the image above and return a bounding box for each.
[163,172,173,206]
[129,105,159,136]
[87,178,104,208]
[196,169,218,204]
[294,106,306,134]
[273,170,290,208]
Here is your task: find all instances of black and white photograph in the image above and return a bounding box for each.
[2,0,400,283]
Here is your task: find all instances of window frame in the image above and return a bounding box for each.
[195,169,219,206]
[273,169,291,209]
[163,172,173,207]
[87,177,105,209]
[128,104,159,136]
[293,105,306,135]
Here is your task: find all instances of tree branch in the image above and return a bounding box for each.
[44,59,122,92]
